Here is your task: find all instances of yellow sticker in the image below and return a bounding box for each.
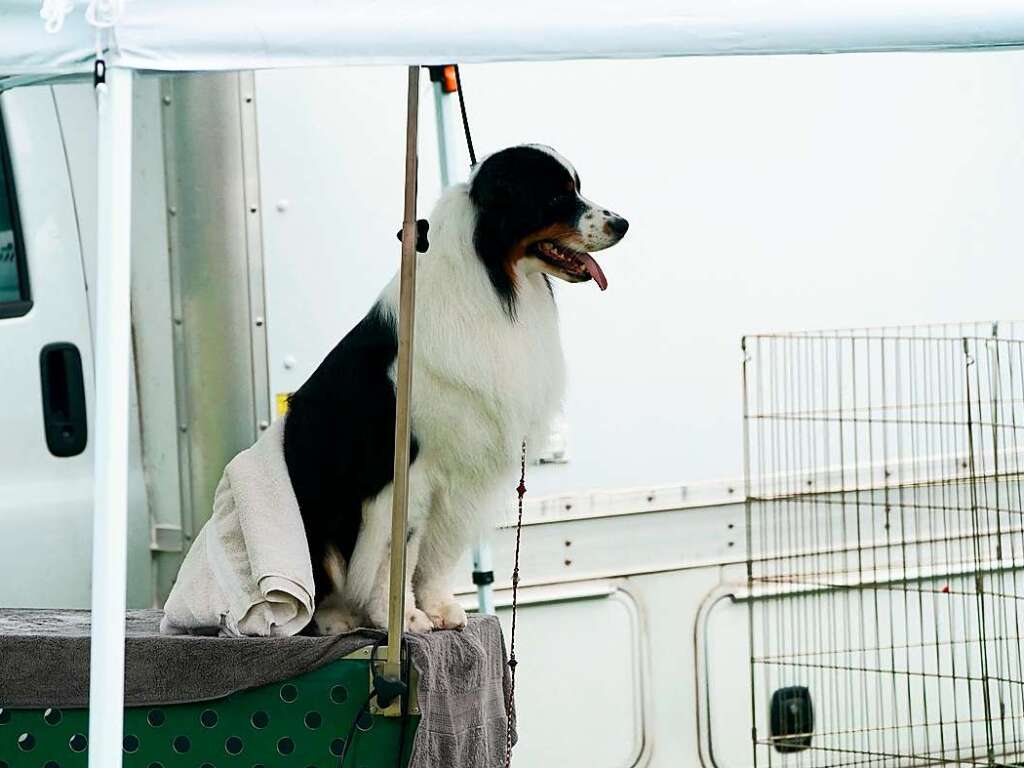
[276,392,293,417]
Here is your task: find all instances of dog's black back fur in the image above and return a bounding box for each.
[283,305,419,602]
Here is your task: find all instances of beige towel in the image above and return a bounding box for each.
[160,418,315,637]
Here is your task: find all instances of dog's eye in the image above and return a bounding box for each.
[549,193,574,208]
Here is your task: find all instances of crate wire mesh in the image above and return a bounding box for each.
[744,322,1024,768]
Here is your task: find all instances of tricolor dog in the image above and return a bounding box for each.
[283,144,628,633]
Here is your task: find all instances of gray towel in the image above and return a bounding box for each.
[161,418,315,637]
[0,609,513,768]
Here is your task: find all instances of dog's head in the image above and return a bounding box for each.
[469,145,628,309]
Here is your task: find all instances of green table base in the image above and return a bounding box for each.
[0,658,417,768]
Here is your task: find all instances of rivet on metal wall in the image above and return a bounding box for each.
[255,317,264,327]
[259,421,269,431]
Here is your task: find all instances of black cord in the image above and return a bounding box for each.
[337,639,386,768]
[452,64,477,167]
[337,638,411,768]
[394,642,411,768]
[337,688,377,768]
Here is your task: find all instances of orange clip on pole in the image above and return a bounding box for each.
[442,65,458,94]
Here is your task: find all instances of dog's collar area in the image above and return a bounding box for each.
[395,218,430,253]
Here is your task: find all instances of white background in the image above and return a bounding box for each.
[258,51,1024,499]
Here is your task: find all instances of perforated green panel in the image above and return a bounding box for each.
[0,658,417,768]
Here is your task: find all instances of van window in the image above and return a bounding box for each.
[0,114,29,318]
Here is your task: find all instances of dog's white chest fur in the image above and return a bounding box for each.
[379,185,565,500]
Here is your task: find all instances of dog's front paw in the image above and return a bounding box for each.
[368,592,433,633]
[425,600,467,631]
[405,607,434,634]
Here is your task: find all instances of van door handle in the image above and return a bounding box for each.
[40,342,88,457]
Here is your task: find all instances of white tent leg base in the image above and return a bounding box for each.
[471,540,495,615]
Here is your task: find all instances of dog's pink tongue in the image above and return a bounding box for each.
[579,253,608,291]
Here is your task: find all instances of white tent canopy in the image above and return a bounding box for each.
[4,0,1024,78]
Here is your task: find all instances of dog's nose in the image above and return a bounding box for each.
[607,216,629,236]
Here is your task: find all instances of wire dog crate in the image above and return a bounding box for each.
[744,322,1024,768]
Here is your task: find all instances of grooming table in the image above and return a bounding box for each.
[0,610,511,768]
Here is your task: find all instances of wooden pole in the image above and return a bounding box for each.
[386,65,420,676]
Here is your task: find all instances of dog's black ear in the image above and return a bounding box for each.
[470,174,514,211]
[396,219,430,253]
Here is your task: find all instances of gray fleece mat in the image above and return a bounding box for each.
[0,610,513,768]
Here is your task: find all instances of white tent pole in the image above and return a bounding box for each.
[87,64,134,768]
[430,72,496,616]
[431,73,461,189]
